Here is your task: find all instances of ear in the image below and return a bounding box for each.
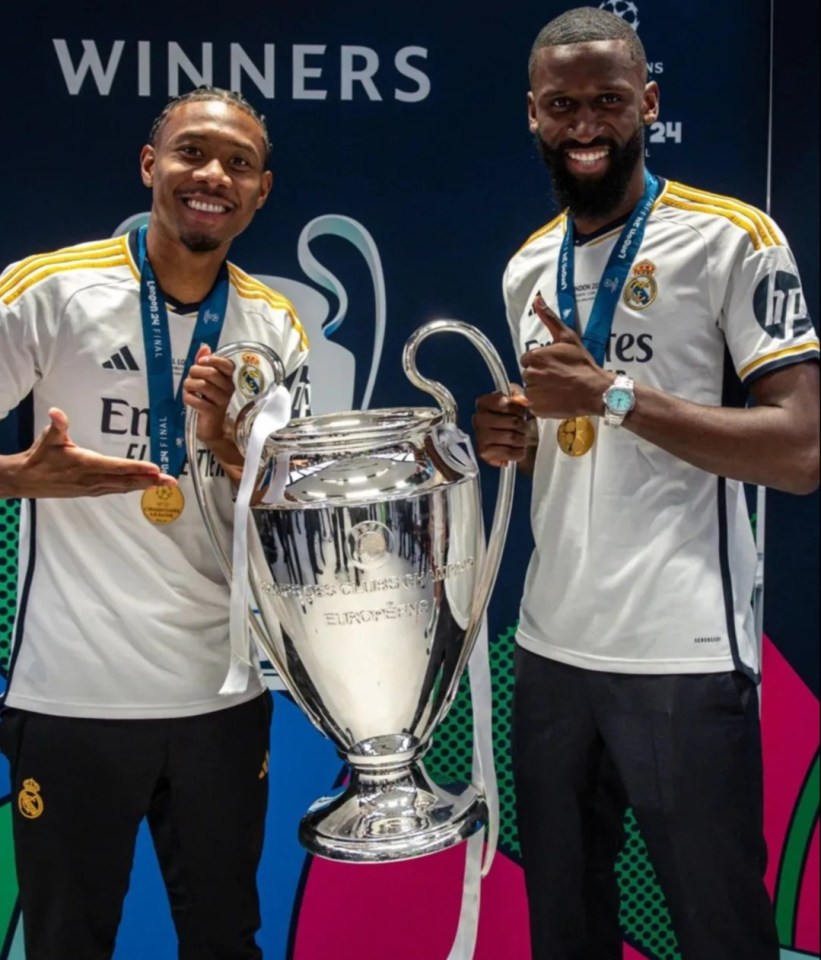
[256,170,274,210]
[527,91,538,134]
[642,81,660,126]
[140,145,156,188]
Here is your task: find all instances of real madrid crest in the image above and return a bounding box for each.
[238,352,266,400]
[18,777,44,819]
[623,259,658,310]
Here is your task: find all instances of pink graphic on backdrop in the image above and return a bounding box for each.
[761,635,820,954]
[292,842,654,959]
[292,845,531,960]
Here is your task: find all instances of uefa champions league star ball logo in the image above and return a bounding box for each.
[599,0,640,30]
[347,520,394,570]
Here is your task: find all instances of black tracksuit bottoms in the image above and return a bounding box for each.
[513,649,780,960]
[0,691,273,960]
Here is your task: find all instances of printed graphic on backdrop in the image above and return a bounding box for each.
[1,0,817,957]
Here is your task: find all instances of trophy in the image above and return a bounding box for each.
[186,321,514,863]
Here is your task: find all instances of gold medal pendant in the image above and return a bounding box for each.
[557,417,596,457]
[141,485,185,524]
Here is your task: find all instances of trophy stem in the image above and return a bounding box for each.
[299,761,487,864]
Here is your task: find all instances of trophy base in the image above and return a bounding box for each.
[299,761,487,863]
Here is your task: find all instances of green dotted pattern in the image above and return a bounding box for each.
[426,622,681,959]
[0,498,20,677]
[0,498,21,953]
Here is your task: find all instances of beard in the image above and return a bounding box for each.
[179,232,223,253]
[535,126,644,222]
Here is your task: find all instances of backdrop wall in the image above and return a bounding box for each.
[0,2,817,958]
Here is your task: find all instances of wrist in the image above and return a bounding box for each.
[204,437,244,470]
[602,373,636,427]
[588,371,617,416]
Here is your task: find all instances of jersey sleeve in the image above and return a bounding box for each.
[721,226,819,387]
[277,305,310,379]
[0,268,58,421]
[248,301,310,419]
[280,306,311,418]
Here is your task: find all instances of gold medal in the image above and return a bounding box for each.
[141,485,185,524]
[557,417,596,457]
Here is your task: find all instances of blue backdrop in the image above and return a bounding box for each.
[0,2,817,958]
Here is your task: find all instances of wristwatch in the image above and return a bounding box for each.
[602,374,635,427]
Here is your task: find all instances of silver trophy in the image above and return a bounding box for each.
[186,321,514,863]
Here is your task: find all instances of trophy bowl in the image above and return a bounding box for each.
[186,321,514,863]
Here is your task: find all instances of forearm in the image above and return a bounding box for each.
[625,381,819,495]
[0,452,24,499]
[203,436,245,486]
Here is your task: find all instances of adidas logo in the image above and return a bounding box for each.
[103,346,140,371]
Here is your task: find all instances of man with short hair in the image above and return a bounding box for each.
[0,87,308,959]
[472,8,819,958]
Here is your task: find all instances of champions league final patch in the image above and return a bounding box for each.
[623,259,658,310]
[238,352,266,399]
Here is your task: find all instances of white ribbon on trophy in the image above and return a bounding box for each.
[222,385,294,694]
[435,423,499,960]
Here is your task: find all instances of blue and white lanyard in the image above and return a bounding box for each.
[556,169,660,365]
[137,225,228,476]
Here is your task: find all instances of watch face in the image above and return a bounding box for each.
[606,387,634,414]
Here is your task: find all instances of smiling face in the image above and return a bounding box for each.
[528,39,659,225]
[140,99,273,254]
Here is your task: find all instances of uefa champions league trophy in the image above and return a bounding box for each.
[186,321,514,863]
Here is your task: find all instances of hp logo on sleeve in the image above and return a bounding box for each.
[754,271,811,340]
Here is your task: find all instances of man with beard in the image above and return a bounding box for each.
[472,7,818,959]
[0,87,308,959]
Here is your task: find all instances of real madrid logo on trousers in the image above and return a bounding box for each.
[18,778,44,819]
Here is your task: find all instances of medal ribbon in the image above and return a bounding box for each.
[556,169,660,365]
[137,225,229,477]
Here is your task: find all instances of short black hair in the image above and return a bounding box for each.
[148,86,272,164]
[529,6,647,81]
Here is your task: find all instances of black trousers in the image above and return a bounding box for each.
[0,692,272,960]
[513,649,780,960]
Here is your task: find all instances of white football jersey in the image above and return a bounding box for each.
[504,179,819,677]
[0,233,309,718]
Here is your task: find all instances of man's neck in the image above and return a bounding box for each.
[145,224,228,304]
[570,164,647,235]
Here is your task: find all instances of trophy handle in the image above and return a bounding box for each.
[184,340,316,718]
[402,320,516,703]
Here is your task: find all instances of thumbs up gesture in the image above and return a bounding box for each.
[521,295,614,420]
